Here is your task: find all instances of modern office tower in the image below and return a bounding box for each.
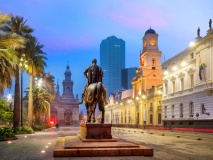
[100,35,125,98]
[122,67,136,89]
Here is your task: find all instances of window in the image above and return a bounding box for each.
[152,58,156,69]
[189,52,194,60]
[172,105,175,118]
[164,83,168,95]
[180,103,183,117]
[128,110,130,123]
[172,81,175,93]
[189,102,194,117]
[164,106,167,118]
[158,101,162,111]
[190,74,194,88]
[158,114,161,124]
[150,102,153,111]
[180,78,184,91]
[121,112,123,123]
[150,114,153,124]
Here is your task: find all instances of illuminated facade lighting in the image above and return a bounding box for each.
[189,41,195,47]
[172,66,178,71]
[181,61,187,66]
[164,71,169,75]
[142,95,146,99]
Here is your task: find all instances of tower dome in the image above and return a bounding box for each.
[145,28,156,35]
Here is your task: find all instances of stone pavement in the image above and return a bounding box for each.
[0,126,159,160]
[2,126,212,160]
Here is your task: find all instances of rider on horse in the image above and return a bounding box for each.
[79,58,107,104]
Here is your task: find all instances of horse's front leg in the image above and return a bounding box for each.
[101,107,105,123]
[86,103,91,123]
[92,103,97,123]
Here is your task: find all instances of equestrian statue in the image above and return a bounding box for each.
[79,59,107,123]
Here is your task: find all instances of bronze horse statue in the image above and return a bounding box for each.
[82,82,107,123]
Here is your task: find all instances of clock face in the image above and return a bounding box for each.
[150,39,156,45]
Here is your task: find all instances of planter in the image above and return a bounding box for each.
[0,136,18,141]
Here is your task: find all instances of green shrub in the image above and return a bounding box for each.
[32,124,51,131]
[17,126,34,134]
[32,125,43,131]
[0,127,15,139]
[41,124,51,129]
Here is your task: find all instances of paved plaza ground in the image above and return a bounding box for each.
[0,126,213,160]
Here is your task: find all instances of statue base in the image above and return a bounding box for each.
[207,29,213,35]
[196,36,202,42]
[53,124,153,157]
[79,123,112,139]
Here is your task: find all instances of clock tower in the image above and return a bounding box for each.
[133,28,162,96]
[141,27,161,70]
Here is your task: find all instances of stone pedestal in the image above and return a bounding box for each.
[79,123,112,139]
[207,29,213,35]
[196,36,202,42]
[53,124,154,157]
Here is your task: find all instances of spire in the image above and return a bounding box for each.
[57,79,60,95]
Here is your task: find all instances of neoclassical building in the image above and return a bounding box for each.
[105,28,163,128]
[50,65,79,126]
[162,26,213,128]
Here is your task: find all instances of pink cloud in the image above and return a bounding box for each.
[106,2,173,30]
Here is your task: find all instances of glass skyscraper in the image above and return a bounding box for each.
[121,67,136,89]
[100,36,125,98]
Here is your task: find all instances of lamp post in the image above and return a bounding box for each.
[7,91,12,110]
[19,54,28,126]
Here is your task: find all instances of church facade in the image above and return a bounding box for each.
[50,65,79,126]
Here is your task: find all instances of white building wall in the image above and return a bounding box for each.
[162,34,213,124]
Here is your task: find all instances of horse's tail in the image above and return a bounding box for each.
[97,82,102,100]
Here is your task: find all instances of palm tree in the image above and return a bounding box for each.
[24,79,53,125]
[1,15,33,130]
[42,72,56,98]
[42,72,55,124]
[0,12,26,93]
[32,86,52,125]
[26,39,47,127]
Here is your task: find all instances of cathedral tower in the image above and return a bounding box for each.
[62,65,74,100]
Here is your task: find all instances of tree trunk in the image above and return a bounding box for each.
[46,103,50,125]
[13,67,20,131]
[28,75,33,127]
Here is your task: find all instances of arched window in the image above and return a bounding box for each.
[150,114,153,124]
[152,58,156,69]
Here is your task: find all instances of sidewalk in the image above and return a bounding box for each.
[0,126,160,160]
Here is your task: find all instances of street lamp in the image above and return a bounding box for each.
[19,54,28,126]
[7,92,12,110]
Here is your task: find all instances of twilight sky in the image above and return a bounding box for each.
[2,0,213,105]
